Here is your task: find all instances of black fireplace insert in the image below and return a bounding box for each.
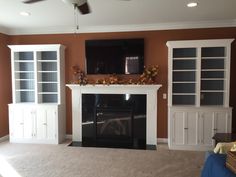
[82,94,146,149]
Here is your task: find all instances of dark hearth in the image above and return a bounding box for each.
[82,94,146,149]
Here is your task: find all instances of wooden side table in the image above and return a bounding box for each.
[213,133,236,146]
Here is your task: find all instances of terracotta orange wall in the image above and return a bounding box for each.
[0,33,11,138]
[8,27,236,138]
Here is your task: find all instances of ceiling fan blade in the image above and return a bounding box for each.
[22,0,45,4]
[77,2,91,15]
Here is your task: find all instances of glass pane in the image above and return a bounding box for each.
[201,92,223,105]
[16,73,34,79]
[17,63,34,71]
[173,48,196,58]
[16,91,35,103]
[40,62,57,71]
[17,52,33,60]
[201,59,224,69]
[173,71,195,81]
[40,73,57,82]
[201,71,224,78]
[17,80,34,90]
[173,60,196,70]
[173,83,195,93]
[172,95,195,105]
[202,47,225,57]
[41,51,57,60]
[39,83,57,92]
[201,80,224,90]
[41,94,58,103]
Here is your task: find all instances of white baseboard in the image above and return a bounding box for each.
[157,138,168,144]
[65,134,72,140]
[0,135,9,143]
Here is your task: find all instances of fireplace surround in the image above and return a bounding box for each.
[66,84,162,149]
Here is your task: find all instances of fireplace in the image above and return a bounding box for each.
[66,84,162,149]
[82,94,146,149]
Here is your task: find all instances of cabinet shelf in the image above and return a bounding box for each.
[201,69,225,72]
[38,81,58,84]
[15,71,34,73]
[16,89,35,92]
[38,92,58,94]
[173,58,197,60]
[173,93,196,95]
[201,78,225,81]
[201,57,226,59]
[14,60,34,63]
[37,60,57,62]
[201,90,225,93]
[173,69,196,72]
[173,81,196,83]
[38,71,57,73]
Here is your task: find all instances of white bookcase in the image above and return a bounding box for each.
[8,44,66,144]
[167,39,234,151]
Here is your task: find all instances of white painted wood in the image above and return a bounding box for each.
[169,107,232,151]
[66,84,162,146]
[167,39,234,151]
[8,44,66,144]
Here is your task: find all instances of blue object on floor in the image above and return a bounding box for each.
[201,153,236,177]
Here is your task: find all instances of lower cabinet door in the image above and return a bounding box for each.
[214,111,230,134]
[36,107,57,141]
[185,111,198,145]
[200,112,214,146]
[10,106,24,139]
[171,111,185,145]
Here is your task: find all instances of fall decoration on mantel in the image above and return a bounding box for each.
[138,65,159,84]
[71,65,159,85]
[71,65,88,85]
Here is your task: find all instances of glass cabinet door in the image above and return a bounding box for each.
[172,48,197,105]
[200,47,225,105]
[37,51,58,103]
[14,52,35,103]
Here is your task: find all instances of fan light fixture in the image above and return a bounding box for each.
[19,11,31,16]
[187,2,198,7]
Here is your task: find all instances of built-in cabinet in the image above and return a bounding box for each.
[8,45,66,144]
[167,39,234,150]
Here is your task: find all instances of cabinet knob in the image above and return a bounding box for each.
[20,123,24,125]
[184,128,188,130]
[213,128,218,131]
[43,123,47,125]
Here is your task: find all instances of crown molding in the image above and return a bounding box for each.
[2,19,236,35]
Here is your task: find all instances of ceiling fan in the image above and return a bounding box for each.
[22,0,91,15]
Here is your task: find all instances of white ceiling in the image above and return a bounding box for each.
[0,0,236,35]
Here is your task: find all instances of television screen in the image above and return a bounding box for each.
[85,38,144,74]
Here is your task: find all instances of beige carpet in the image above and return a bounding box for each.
[0,141,204,177]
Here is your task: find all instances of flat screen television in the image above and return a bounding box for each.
[85,38,144,74]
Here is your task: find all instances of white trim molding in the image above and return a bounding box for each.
[157,138,168,144]
[65,134,72,140]
[3,19,236,35]
[0,135,9,143]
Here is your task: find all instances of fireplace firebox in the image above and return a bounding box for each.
[82,94,146,149]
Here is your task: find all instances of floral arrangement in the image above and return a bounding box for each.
[138,65,159,84]
[96,74,120,85]
[71,65,88,85]
[71,65,158,85]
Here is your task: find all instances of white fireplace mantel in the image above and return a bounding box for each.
[66,84,162,146]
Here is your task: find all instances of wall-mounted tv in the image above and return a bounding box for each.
[85,38,144,74]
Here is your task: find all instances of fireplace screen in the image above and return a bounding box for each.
[96,107,133,139]
[82,94,146,149]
